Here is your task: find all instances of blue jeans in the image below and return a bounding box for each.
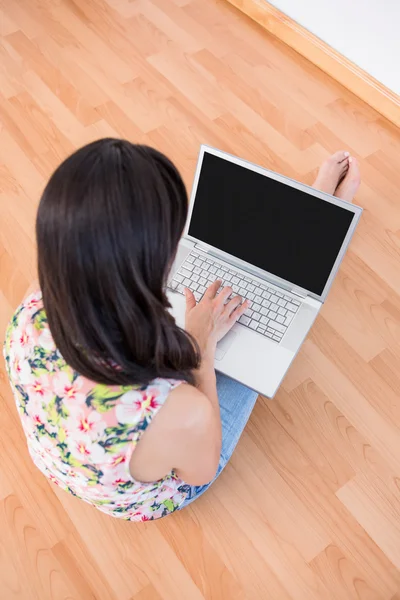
[180,371,258,508]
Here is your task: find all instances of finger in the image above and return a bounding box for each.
[184,287,197,312]
[204,279,222,300]
[215,286,232,309]
[223,294,242,316]
[229,299,249,323]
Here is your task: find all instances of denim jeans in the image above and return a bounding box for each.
[180,371,258,508]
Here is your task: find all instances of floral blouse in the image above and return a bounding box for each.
[3,291,190,521]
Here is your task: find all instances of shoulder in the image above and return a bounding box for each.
[164,381,213,429]
[137,380,212,442]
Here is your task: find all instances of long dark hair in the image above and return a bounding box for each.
[36,138,200,386]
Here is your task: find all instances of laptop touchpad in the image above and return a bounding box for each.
[215,330,237,361]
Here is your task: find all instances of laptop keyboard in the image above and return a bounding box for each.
[168,250,302,344]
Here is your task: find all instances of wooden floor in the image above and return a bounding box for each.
[1,1,400,598]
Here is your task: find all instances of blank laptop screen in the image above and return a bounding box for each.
[188,152,355,296]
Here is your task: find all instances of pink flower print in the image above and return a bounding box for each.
[11,356,32,384]
[38,328,56,352]
[38,436,61,460]
[99,466,130,488]
[67,436,106,463]
[53,372,85,412]
[12,323,34,358]
[66,410,105,438]
[111,454,126,468]
[27,374,53,403]
[25,294,40,312]
[77,411,104,435]
[18,324,34,349]
[116,390,160,424]
[115,390,144,425]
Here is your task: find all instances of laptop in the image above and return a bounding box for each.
[167,145,362,397]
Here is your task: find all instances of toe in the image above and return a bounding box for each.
[329,150,350,164]
[348,158,361,182]
[336,150,350,163]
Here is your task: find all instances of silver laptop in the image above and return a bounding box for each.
[167,145,362,397]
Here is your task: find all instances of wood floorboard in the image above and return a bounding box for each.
[0,0,399,598]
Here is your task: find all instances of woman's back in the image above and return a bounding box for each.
[4,290,189,521]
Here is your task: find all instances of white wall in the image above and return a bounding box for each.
[269,0,400,96]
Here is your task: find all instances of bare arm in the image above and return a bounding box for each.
[130,280,248,486]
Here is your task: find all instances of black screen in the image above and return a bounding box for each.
[188,153,355,296]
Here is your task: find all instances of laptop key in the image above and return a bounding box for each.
[268,310,278,320]
[270,294,279,304]
[273,335,281,342]
[270,303,279,312]
[278,307,286,316]
[285,313,294,326]
[239,315,250,326]
[192,274,200,283]
[249,320,258,330]
[260,307,268,316]
[262,291,270,300]
[286,302,298,312]
[268,321,286,334]
[260,316,269,325]
[180,268,192,278]
[278,299,286,307]
[231,276,239,284]
[239,288,247,297]
[262,299,271,308]
[252,303,261,313]
[252,313,261,322]
[276,315,285,324]
[247,292,255,301]
[254,295,263,304]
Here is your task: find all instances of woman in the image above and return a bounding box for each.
[4,139,360,521]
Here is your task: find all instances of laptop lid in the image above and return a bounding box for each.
[184,145,362,303]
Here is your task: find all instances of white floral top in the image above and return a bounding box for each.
[3,291,190,521]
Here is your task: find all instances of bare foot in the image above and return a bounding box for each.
[334,157,361,203]
[312,151,350,195]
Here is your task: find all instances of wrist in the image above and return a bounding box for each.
[195,354,216,385]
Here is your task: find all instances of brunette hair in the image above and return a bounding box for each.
[36,138,199,386]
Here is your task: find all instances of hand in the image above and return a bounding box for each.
[184,280,249,360]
